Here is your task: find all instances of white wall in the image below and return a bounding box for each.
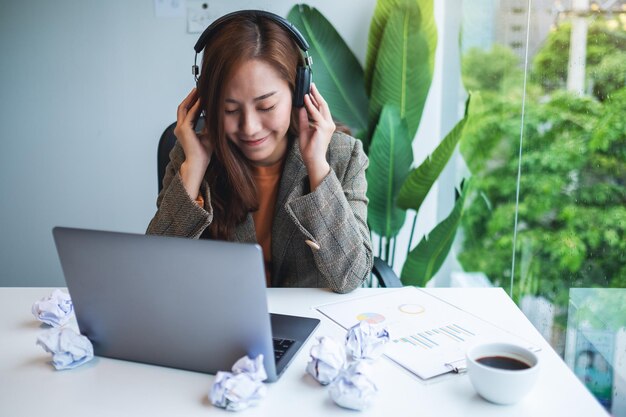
[0,0,376,286]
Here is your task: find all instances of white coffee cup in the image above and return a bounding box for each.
[466,342,540,405]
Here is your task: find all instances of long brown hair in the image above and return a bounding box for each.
[197,12,302,240]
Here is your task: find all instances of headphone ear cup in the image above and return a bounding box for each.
[294,66,311,108]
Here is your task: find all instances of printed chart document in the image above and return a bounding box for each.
[316,287,540,380]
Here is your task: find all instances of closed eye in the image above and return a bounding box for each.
[259,105,276,112]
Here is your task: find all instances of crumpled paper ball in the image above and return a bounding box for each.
[36,327,94,370]
[306,336,347,385]
[31,289,74,327]
[209,355,268,411]
[346,320,390,361]
[329,361,378,410]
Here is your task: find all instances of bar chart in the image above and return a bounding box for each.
[394,323,476,349]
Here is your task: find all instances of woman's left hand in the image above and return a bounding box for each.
[298,83,335,191]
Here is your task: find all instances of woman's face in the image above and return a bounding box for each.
[222,59,293,166]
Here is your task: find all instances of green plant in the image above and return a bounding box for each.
[462,45,524,94]
[286,5,369,136]
[532,18,626,101]
[458,43,625,360]
[288,1,472,286]
[459,84,626,307]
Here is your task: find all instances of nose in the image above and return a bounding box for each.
[240,110,261,137]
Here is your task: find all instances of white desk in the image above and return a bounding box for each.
[0,287,608,417]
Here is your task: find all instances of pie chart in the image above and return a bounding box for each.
[356,312,386,324]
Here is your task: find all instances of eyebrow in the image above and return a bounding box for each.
[225,91,277,104]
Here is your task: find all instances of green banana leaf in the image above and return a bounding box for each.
[400,179,470,286]
[416,0,437,76]
[366,105,414,238]
[369,4,432,141]
[287,5,369,135]
[365,0,437,95]
[397,95,471,212]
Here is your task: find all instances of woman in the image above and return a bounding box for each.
[147,11,372,293]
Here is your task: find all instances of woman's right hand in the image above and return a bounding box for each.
[174,88,212,201]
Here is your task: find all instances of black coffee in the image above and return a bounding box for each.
[476,355,531,370]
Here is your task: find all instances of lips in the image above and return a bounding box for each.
[241,135,269,147]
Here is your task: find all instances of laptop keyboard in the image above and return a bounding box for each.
[273,338,295,362]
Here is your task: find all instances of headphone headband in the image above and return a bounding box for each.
[192,9,313,107]
[193,10,310,54]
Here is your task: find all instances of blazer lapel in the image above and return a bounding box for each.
[271,139,307,286]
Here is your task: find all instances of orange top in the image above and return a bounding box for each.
[251,159,284,286]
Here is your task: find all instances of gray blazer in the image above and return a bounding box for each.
[146,131,373,293]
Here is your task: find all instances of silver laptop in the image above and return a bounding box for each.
[52,226,320,382]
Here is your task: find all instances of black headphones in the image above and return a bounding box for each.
[192,10,313,108]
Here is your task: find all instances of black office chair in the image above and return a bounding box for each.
[157,122,403,288]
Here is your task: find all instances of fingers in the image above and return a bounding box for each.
[303,84,333,126]
[309,83,332,120]
[184,87,197,102]
[303,93,316,118]
[188,98,202,123]
[177,88,201,126]
[304,98,334,135]
[303,93,325,125]
[178,88,197,112]
[308,88,320,108]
